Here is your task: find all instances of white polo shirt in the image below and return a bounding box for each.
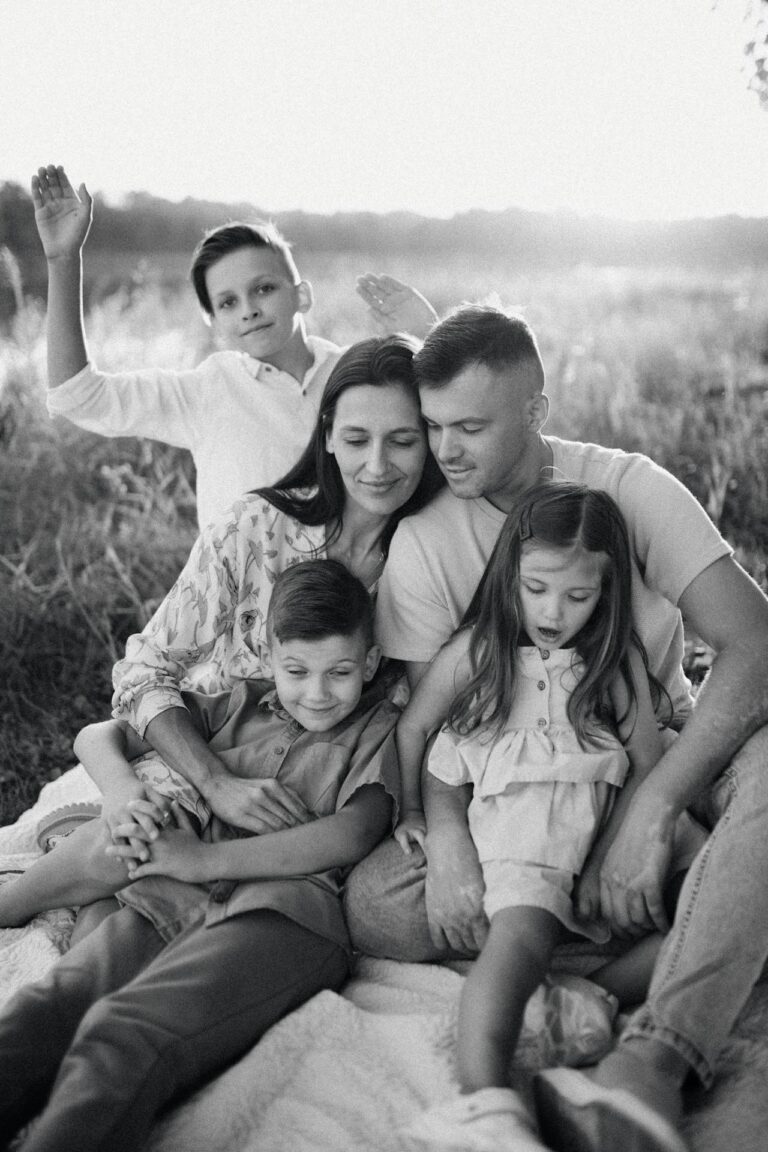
[46,336,341,528]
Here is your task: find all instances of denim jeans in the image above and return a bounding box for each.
[0,905,348,1152]
[619,723,768,1087]
[344,724,768,1088]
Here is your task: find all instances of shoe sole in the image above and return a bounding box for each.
[533,1067,688,1152]
[35,802,102,852]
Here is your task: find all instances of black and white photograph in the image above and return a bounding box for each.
[1,3,768,1150]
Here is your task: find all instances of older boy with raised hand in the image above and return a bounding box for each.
[32,164,437,528]
[345,305,768,1152]
[0,560,399,1152]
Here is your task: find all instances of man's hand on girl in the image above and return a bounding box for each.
[598,793,674,937]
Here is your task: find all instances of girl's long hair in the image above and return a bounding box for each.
[448,480,670,747]
[254,335,444,554]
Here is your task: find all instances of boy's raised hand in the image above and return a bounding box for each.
[31,164,93,260]
[356,274,439,339]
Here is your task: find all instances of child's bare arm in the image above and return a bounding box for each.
[31,164,92,386]
[575,645,667,932]
[73,719,168,861]
[395,630,472,853]
[356,273,439,340]
[113,784,394,885]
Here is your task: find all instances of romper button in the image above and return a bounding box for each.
[210,885,227,904]
[537,680,546,690]
[537,718,547,728]
[274,746,284,756]
[540,649,550,660]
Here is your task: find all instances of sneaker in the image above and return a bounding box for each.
[534,1066,689,1152]
[519,975,618,1068]
[35,802,102,853]
[402,1087,550,1152]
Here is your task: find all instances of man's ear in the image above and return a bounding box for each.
[296,280,314,314]
[528,391,550,432]
[363,644,382,682]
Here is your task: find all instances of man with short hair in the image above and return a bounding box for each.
[346,305,768,1152]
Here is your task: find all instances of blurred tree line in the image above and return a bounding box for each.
[3,180,768,311]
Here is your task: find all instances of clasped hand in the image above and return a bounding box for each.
[106,801,207,883]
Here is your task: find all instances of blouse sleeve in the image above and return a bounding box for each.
[111,499,267,735]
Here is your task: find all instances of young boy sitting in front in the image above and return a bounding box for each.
[32,164,437,528]
[0,561,400,1152]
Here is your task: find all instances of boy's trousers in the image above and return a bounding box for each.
[0,904,348,1152]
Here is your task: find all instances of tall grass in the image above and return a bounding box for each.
[1,251,766,823]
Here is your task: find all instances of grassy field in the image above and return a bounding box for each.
[1,250,767,825]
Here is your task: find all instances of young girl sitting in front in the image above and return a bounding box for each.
[396,480,689,1152]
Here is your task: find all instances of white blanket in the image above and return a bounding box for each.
[2,767,767,1151]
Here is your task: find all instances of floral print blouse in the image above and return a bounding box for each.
[111,493,327,736]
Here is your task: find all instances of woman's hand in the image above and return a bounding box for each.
[101,781,171,870]
[109,805,209,884]
[394,810,427,855]
[31,165,92,261]
[205,774,312,834]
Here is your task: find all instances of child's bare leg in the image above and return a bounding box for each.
[590,932,664,1009]
[0,820,130,927]
[458,906,560,1091]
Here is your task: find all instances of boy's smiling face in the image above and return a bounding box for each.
[263,631,381,732]
[206,246,312,368]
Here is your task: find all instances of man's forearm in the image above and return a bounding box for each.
[642,640,768,817]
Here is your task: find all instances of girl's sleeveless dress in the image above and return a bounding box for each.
[428,647,628,942]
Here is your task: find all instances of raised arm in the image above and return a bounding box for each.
[395,630,471,853]
[31,165,92,385]
[356,273,439,340]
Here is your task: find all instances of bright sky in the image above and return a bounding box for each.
[4,0,768,220]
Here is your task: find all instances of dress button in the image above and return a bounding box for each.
[537,717,547,728]
[537,680,546,691]
[540,649,550,660]
[274,746,284,756]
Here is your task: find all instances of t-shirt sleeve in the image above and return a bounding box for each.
[375,520,459,662]
[614,454,732,605]
[336,702,401,825]
[46,361,206,449]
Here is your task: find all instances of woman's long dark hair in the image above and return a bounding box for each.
[449,480,671,747]
[254,335,444,553]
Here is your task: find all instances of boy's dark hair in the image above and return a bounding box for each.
[190,221,300,316]
[266,559,374,648]
[414,304,544,390]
